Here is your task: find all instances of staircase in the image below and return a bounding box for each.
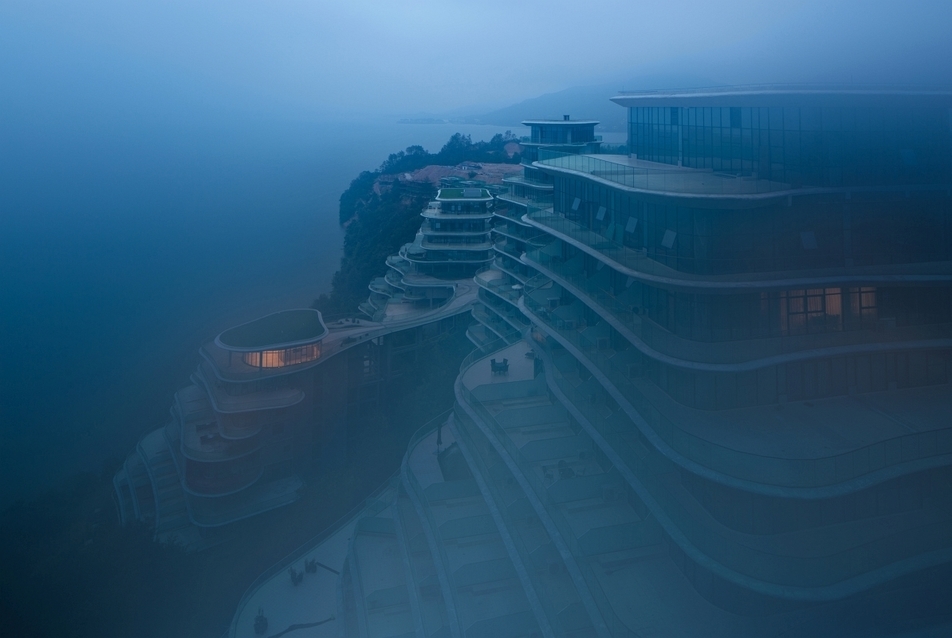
[137,428,190,536]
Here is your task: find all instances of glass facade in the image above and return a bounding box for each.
[527,94,952,413]
[242,342,321,369]
[632,283,952,342]
[629,106,952,186]
[529,123,597,145]
[553,176,952,274]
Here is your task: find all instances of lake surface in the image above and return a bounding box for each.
[0,113,517,507]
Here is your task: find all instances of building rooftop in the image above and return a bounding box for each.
[216,309,328,350]
[611,85,952,108]
[521,119,599,126]
[536,152,793,199]
[436,187,493,201]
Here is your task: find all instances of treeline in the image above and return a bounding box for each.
[314,179,437,316]
[314,132,520,316]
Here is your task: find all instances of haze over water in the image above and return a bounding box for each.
[0,113,515,507]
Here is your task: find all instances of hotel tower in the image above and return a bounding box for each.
[233,87,952,638]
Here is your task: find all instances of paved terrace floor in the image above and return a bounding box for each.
[231,489,391,638]
[460,341,536,390]
[409,424,541,638]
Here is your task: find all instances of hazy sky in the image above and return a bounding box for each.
[2,0,951,120]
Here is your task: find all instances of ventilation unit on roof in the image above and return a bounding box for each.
[462,188,482,198]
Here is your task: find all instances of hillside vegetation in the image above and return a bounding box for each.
[313,132,520,316]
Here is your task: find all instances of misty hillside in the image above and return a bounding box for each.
[459,74,718,132]
[461,83,628,131]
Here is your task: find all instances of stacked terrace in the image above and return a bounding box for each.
[364,189,492,323]
[469,118,599,354]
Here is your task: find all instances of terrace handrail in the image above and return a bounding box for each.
[228,409,451,638]
[537,149,793,197]
[521,295,952,492]
[527,248,952,369]
[454,350,634,637]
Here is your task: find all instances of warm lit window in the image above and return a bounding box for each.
[780,288,843,335]
[243,343,321,368]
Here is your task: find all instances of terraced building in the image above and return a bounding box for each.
[364,188,494,322]
[468,118,600,352]
[114,300,474,547]
[233,87,952,637]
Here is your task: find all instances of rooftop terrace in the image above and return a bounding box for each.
[436,187,492,201]
[536,151,792,198]
[611,85,952,108]
[217,309,328,350]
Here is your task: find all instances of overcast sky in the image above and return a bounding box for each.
[2,0,951,120]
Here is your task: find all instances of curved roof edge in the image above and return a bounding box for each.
[521,119,600,126]
[216,308,328,352]
[611,85,952,109]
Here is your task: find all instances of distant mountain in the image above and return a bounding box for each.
[457,83,627,131]
[458,73,718,132]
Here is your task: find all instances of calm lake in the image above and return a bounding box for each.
[0,113,516,507]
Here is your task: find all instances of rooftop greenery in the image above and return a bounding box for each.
[436,187,491,200]
[218,309,326,349]
[315,132,520,316]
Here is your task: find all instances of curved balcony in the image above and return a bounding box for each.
[520,294,952,495]
[493,255,537,284]
[368,277,392,297]
[474,268,522,304]
[180,425,262,462]
[496,193,553,214]
[536,150,952,203]
[455,341,653,636]
[399,244,493,265]
[492,223,550,249]
[527,248,952,372]
[358,301,379,321]
[391,485,451,638]
[530,338,952,604]
[471,304,520,343]
[479,294,529,335]
[479,294,530,334]
[216,309,327,366]
[420,221,491,236]
[400,422,547,638]
[502,175,554,191]
[384,269,406,290]
[493,202,536,226]
[201,309,328,383]
[420,238,493,252]
[466,321,501,352]
[421,208,494,221]
[524,210,952,293]
[183,453,263,497]
[386,254,411,275]
[186,474,302,527]
[536,151,796,199]
[194,363,304,440]
[367,291,387,311]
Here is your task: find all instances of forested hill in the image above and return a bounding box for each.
[338,132,519,226]
[313,133,521,315]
